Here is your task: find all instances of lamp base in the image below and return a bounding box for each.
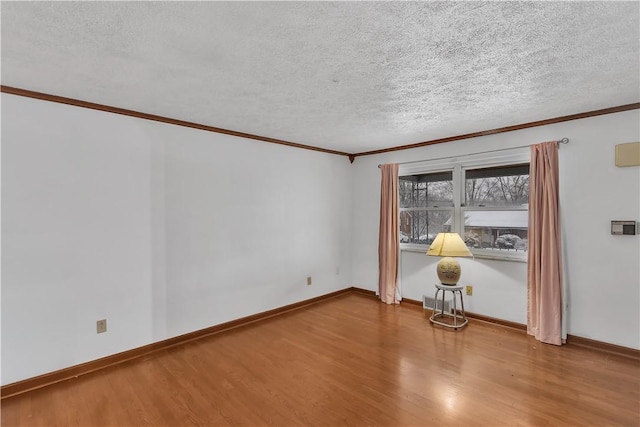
[437,257,461,285]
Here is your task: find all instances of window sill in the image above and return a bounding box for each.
[400,244,527,263]
[400,243,430,253]
[470,250,527,263]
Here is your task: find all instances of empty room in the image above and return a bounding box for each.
[1,1,639,426]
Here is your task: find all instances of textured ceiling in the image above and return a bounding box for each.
[2,1,639,154]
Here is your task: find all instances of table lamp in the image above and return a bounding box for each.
[426,233,473,285]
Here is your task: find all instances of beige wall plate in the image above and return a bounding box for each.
[615,142,640,167]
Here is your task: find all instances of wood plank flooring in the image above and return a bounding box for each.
[2,293,639,426]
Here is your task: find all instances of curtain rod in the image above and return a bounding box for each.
[378,138,569,168]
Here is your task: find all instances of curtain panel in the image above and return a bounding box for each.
[527,141,563,345]
[378,164,400,304]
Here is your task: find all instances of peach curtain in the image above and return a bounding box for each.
[378,164,400,304]
[527,142,563,345]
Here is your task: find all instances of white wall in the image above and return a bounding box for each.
[2,93,638,387]
[352,110,640,349]
[1,93,353,385]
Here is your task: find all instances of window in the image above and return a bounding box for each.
[399,149,530,261]
[463,164,529,253]
[399,171,453,245]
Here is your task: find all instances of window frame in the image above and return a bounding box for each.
[398,147,530,262]
[399,168,455,246]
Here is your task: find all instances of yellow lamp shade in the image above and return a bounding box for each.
[426,233,473,257]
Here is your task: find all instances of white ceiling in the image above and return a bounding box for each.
[2,1,639,154]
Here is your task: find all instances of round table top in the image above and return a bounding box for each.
[434,282,464,291]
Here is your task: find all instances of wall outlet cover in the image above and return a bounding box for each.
[97,319,107,334]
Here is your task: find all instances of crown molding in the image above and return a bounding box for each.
[0,85,352,158]
[2,85,638,162]
[351,103,640,158]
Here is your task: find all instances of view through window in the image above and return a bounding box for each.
[399,162,529,259]
[399,171,453,245]
[463,164,529,251]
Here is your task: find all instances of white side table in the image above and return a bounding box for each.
[429,283,468,330]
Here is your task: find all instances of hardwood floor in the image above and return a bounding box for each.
[2,293,639,426]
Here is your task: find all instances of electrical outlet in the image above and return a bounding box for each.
[307,276,312,286]
[96,319,107,334]
[466,285,473,296]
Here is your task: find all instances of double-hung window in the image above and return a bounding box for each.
[462,164,529,257]
[399,171,453,245]
[399,148,530,261]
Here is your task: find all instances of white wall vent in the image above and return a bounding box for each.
[423,294,452,313]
